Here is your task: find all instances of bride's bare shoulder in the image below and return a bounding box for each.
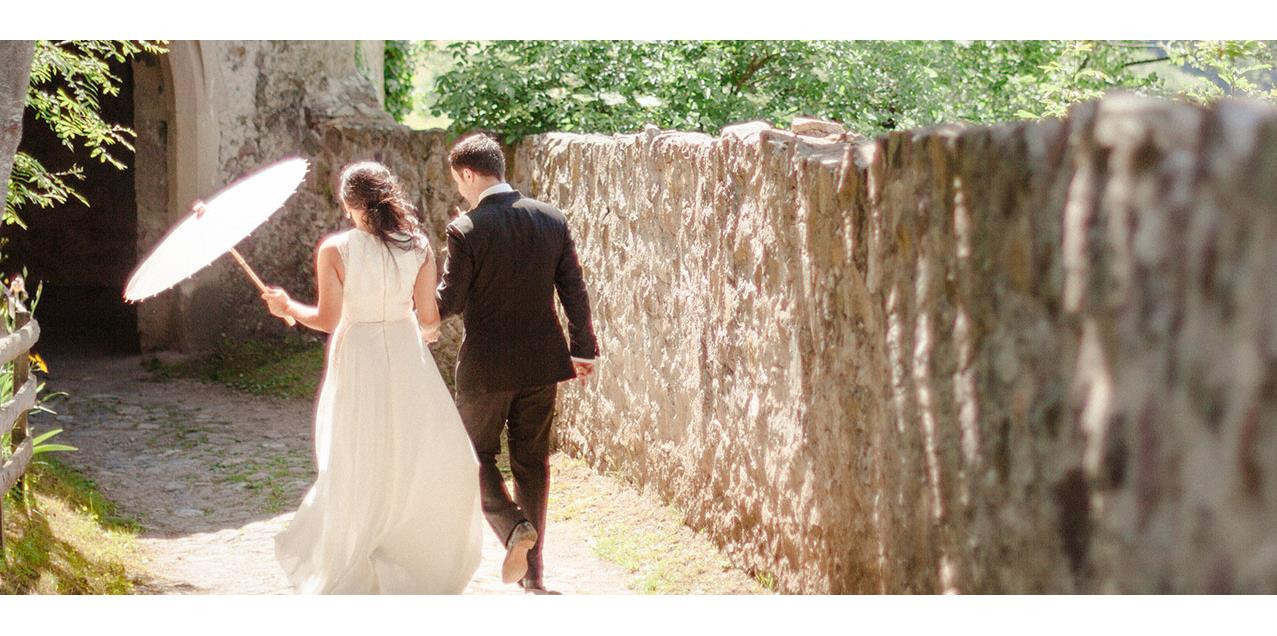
[314,231,354,266]
[316,230,353,251]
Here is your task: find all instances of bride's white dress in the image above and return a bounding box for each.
[275,228,484,594]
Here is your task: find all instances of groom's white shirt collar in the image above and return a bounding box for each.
[478,182,514,201]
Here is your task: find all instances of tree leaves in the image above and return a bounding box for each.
[384,40,425,122]
[427,40,1277,142]
[5,40,167,228]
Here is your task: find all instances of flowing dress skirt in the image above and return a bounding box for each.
[275,316,484,594]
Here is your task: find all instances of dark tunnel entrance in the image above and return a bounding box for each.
[3,57,140,356]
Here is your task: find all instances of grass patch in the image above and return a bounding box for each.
[1,458,142,594]
[213,454,307,515]
[145,335,326,400]
[547,454,767,595]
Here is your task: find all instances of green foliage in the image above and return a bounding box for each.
[995,41,1163,120]
[400,41,456,130]
[432,40,841,141]
[427,40,1277,141]
[29,428,76,456]
[1,321,112,594]
[0,278,71,489]
[385,40,426,123]
[4,40,166,228]
[3,151,86,230]
[1162,40,1277,101]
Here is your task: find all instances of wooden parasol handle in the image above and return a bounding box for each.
[229,248,296,327]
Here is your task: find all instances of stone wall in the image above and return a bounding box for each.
[148,40,403,351]
[510,95,1277,593]
[0,42,34,214]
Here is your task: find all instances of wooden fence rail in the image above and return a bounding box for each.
[0,295,40,550]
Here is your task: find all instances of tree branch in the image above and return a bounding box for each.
[731,53,778,96]
[1123,56,1171,68]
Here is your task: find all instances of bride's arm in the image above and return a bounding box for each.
[413,246,441,343]
[262,237,344,333]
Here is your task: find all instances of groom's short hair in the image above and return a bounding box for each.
[448,133,505,180]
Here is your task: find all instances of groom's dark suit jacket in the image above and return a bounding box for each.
[436,189,599,394]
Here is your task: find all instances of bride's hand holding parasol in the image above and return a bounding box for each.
[262,287,293,323]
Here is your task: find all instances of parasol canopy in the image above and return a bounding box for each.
[124,157,309,303]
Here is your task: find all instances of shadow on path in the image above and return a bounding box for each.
[43,353,634,594]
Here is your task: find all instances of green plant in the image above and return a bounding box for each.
[28,428,76,458]
[0,278,71,505]
[1005,40,1163,119]
[5,40,167,229]
[384,40,425,123]
[753,569,777,591]
[1161,40,1277,102]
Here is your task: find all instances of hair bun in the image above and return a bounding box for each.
[339,161,423,251]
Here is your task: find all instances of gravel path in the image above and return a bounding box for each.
[43,354,634,594]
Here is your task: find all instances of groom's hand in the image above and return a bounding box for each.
[573,360,594,381]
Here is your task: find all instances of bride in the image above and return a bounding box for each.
[260,161,484,594]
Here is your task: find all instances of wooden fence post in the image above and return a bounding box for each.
[0,299,7,552]
[0,292,41,551]
[11,303,29,497]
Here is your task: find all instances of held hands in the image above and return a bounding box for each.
[261,286,293,323]
[421,323,441,345]
[573,360,595,381]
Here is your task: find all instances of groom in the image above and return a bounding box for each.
[436,132,599,593]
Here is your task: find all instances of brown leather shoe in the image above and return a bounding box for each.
[502,521,538,584]
[518,578,559,595]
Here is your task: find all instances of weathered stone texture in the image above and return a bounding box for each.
[0,42,34,206]
[511,95,1277,593]
[133,54,177,351]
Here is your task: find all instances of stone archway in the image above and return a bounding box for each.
[133,41,220,353]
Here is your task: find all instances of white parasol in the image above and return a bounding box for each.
[123,157,308,326]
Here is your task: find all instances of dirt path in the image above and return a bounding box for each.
[43,354,636,594]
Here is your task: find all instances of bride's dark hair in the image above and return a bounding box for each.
[339,161,426,252]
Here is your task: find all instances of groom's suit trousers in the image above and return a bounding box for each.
[456,382,558,583]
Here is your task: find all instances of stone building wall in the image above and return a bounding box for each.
[510,95,1277,593]
[149,40,401,350]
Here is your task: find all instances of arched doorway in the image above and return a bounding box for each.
[2,41,218,356]
[134,41,220,354]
